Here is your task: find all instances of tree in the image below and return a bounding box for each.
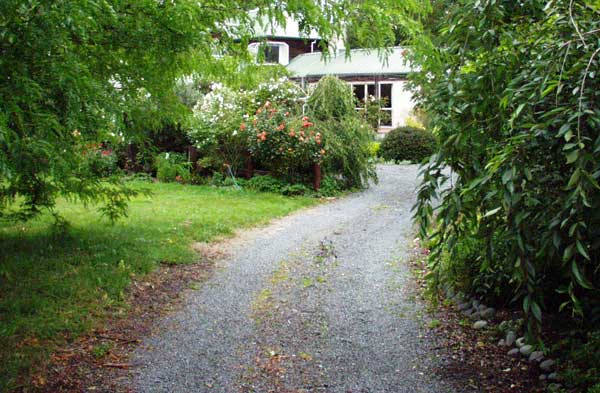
[410,0,600,336]
[0,0,420,221]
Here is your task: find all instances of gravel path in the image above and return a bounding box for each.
[131,164,455,392]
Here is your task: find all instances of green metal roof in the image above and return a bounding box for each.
[287,47,412,78]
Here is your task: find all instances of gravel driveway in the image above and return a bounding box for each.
[131,164,455,392]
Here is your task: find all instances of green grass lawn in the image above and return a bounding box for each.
[0,181,316,390]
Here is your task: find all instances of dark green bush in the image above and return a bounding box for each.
[379,126,436,163]
[244,175,310,196]
[155,152,190,183]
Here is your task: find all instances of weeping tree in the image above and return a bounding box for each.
[411,0,600,337]
[0,0,421,221]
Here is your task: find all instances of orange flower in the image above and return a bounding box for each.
[265,100,271,108]
[320,149,326,155]
[277,123,285,131]
[240,123,247,131]
[289,130,296,137]
[285,112,290,116]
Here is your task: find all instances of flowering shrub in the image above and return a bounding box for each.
[155,152,190,183]
[82,142,118,177]
[249,77,305,113]
[242,102,325,179]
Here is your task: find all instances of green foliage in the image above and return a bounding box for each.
[360,96,392,131]
[155,152,190,183]
[411,0,600,337]
[0,181,315,390]
[379,126,437,163]
[307,76,357,122]
[244,104,324,181]
[0,0,418,222]
[307,76,377,188]
[368,141,381,158]
[553,329,600,391]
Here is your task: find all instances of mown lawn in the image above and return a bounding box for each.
[0,181,316,390]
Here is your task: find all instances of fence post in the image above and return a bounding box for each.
[313,163,321,190]
[245,151,254,179]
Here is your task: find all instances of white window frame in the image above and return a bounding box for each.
[351,81,393,128]
[248,41,290,66]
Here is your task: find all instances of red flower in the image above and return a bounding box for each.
[277,123,285,131]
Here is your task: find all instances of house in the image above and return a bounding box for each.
[286,47,415,135]
[246,12,330,66]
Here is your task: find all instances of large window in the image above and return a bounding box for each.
[248,41,290,65]
[352,82,393,127]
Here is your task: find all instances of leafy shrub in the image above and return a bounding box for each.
[245,175,309,196]
[379,126,436,163]
[412,0,600,337]
[83,143,119,177]
[316,175,344,197]
[368,141,381,158]
[554,329,600,391]
[306,75,356,121]
[307,76,377,188]
[155,152,190,183]
[243,103,325,181]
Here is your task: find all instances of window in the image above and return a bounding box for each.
[248,41,290,65]
[352,82,393,127]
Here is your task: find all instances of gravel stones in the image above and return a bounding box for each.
[473,320,488,329]
[529,351,544,363]
[508,348,520,356]
[520,345,533,356]
[515,337,526,348]
[540,359,555,372]
[479,307,495,319]
[505,331,517,347]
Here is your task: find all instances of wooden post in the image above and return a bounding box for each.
[313,163,322,190]
[245,151,254,179]
[187,145,199,172]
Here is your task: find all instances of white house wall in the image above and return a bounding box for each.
[389,80,414,131]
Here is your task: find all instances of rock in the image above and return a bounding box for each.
[540,359,555,372]
[515,337,526,348]
[498,339,506,346]
[469,311,481,320]
[520,344,533,356]
[472,299,480,308]
[464,308,475,316]
[457,302,470,311]
[539,374,548,381]
[548,383,562,391]
[508,348,520,356]
[480,307,496,319]
[477,304,487,311]
[548,372,559,381]
[505,331,517,346]
[529,351,544,363]
[473,320,488,329]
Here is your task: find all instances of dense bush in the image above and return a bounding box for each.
[155,152,190,183]
[244,175,310,196]
[412,0,600,343]
[379,126,436,163]
[307,76,377,188]
[244,103,325,181]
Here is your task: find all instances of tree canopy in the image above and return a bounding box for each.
[0,0,419,221]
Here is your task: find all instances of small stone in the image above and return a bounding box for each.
[515,337,526,348]
[539,374,547,381]
[529,351,544,363]
[540,359,555,372]
[469,311,481,320]
[508,348,520,356]
[472,299,480,308]
[464,308,474,316]
[505,331,517,346]
[548,383,562,392]
[548,372,559,381]
[520,344,533,356]
[498,339,506,346]
[480,307,496,319]
[457,302,470,311]
[477,304,487,311]
[473,320,488,329]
